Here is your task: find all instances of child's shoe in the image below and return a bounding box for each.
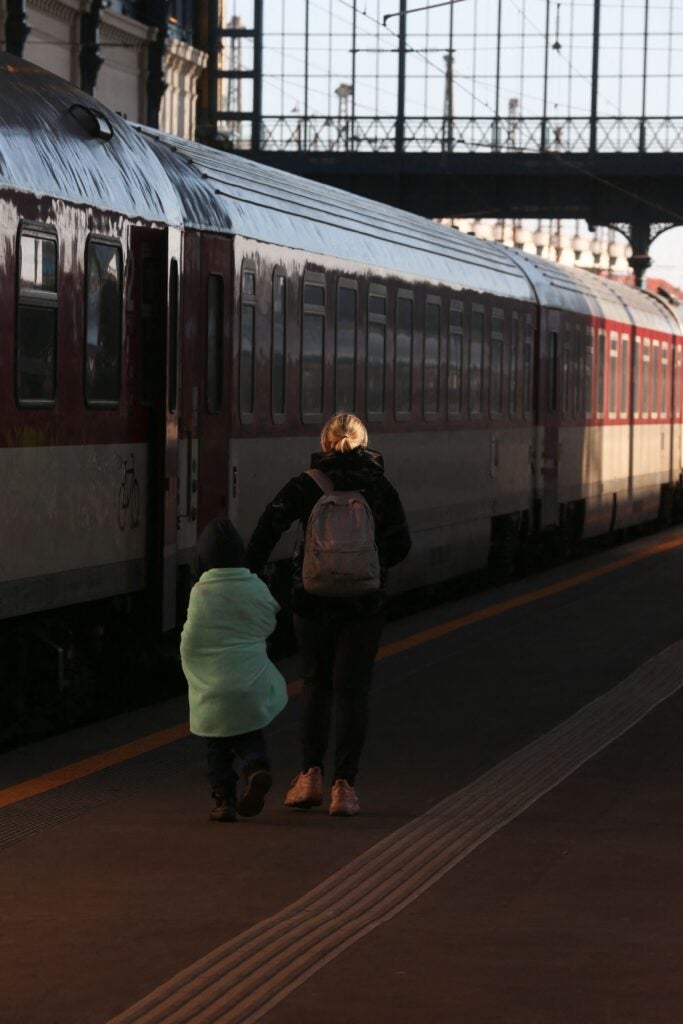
[284,766,323,808]
[209,787,237,822]
[236,768,272,818]
[329,779,360,816]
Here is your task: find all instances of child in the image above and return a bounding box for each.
[180,518,287,822]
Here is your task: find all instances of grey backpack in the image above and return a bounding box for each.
[301,469,381,597]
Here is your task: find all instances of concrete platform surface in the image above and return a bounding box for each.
[1,527,682,1024]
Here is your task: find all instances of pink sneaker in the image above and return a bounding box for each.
[284,766,323,808]
[329,779,360,816]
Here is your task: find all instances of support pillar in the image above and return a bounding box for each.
[628,221,652,289]
[80,0,105,96]
[396,0,406,154]
[6,0,30,57]
[146,0,168,129]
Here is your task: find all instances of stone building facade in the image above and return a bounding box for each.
[0,0,207,140]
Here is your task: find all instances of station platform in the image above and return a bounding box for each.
[2,527,682,1024]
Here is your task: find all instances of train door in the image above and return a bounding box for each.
[129,224,182,632]
[538,307,561,527]
[196,234,233,529]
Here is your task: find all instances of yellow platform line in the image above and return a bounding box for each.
[2,533,682,811]
[0,723,190,810]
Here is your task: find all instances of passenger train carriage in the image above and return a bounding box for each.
[1,55,681,684]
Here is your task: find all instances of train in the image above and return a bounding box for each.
[2,53,682,728]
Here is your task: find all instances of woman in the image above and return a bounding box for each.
[246,413,411,816]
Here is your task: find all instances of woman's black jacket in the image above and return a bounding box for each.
[246,447,411,617]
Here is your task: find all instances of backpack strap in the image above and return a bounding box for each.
[305,468,334,494]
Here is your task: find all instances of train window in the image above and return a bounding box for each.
[395,293,413,418]
[548,331,558,412]
[168,258,179,413]
[85,240,122,407]
[675,346,682,422]
[367,286,386,419]
[661,341,669,416]
[642,338,651,416]
[584,327,593,417]
[140,253,161,408]
[272,272,286,418]
[523,316,533,416]
[633,337,641,417]
[302,276,325,419]
[16,228,58,405]
[240,267,256,419]
[620,335,629,417]
[424,298,441,417]
[490,310,503,417]
[336,282,357,413]
[469,307,484,415]
[206,274,223,415]
[596,330,606,417]
[573,326,582,417]
[369,294,386,317]
[652,340,661,419]
[448,300,464,418]
[608,333,618,418]
[562,328,571,415]
[509,314,519,417]
[305,284,324,307]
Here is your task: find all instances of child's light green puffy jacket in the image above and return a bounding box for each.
[181,567,287,737]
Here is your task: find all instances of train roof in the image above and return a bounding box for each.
[136,125,535,302]
[508,248,680,334]
[0,53,181,224]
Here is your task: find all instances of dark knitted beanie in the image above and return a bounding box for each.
[197,518,246,574]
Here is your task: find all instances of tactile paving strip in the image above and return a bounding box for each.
[105,640,683,1024]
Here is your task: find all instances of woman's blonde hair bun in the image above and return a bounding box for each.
[321,412,368,453]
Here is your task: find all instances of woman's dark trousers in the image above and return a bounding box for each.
[293,611,383,785]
